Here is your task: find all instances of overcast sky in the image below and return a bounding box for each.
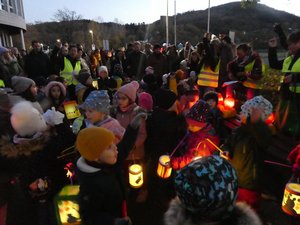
[23,0,298,24]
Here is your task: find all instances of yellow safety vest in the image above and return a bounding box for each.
[197,61,220,88]
[60,57,81,86]
[0,79,5,87]
[242,60,265,89]
[282,56,300,93]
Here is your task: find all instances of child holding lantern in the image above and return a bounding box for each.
[170,99,220,170]
[75,112,146,225]
[44,81,67,113]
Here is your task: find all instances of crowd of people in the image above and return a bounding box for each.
[0,23,300,225]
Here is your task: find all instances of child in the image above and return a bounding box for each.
[177,78,199,115]
[138,92,153,113]
[75,113,146,225]
[203,91,225,142]
[165,155,263,225]
[171,99,220,170]
[73,90,125,144]
[225,95,273,210]
[44,81,66,112]
[74,68,95,104]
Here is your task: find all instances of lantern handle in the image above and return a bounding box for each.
[170,132,189,158]
[205,138,224,154]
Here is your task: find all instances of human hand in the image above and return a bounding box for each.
[268,37,278,48]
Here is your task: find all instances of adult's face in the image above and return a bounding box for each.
[69,47,78,59]
[32,42,41,53]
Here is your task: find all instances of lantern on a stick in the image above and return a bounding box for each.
[129,164,143,188]
[63,101,81,120]
[157,155,172,179]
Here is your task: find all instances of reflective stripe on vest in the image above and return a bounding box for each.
[0,79,5,87]
[60,57,81,85]
[242,60,264,89]
[282,56,300,93]
[197,61,220,88]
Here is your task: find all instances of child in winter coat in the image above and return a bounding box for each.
[170,100,220,170]
[72,90,125,144]
[177,78,199,115]
[44,81,67,112]
[75,113,146,225]
[74,68,96,104]
[225,95,273,210]
[165,155,263,225]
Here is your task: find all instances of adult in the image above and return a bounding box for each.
[126,41,147,80]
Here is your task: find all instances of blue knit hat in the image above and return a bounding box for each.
[79,90,111,114]
[174,155,238,221]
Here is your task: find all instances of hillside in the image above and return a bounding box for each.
[13,2,300,50]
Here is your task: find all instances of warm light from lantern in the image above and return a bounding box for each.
[224,97,235,109]
[92,80,99,89]
[129,164,143,188]
[157,155,172,179]
[192,156,202,161]
[218,93,224,105]
[265,113,275,125]
[63,101,81,120]
[282,183,300,217]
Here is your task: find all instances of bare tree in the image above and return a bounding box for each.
[241,0,260,8]
[52,8,83,22]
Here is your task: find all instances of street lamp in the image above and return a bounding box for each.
[89,30,94,50]
[207,0,211,33]
[174,0,176,45]
[166,0,169,46]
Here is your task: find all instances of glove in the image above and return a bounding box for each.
[43,107,65,126]
[115,217,132,225]
[130,112,147,129]
[288,144,300,176]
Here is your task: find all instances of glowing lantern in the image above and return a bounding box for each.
[157,155,172,179]
[92,80,99,89]
[282,183,300,217]
[63,101,81,120]
[54,185,81,225]
[265,112,275,125]
[224,97,235,109]
[218,93,224,105]
[128,164,143,188]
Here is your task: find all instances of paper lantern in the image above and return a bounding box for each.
[282,183,300,217]
[92,80,99,89]
[54,185,81,225]
[265,112,275,125]
[157,155,172,179]
[218,93,224,105]
[64,101,81,120]
[128,164,143,188]
[224,97,235,109]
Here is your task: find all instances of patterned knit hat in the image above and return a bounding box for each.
[241,95,273,121]
[186,100,210,125]
[174,155,238,221]
[79,90,111,114]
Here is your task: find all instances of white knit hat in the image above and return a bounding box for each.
[10,101,47,137]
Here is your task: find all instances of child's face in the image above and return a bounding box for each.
[99,71,108,79]
[85,109,105,123]
[206,99,217,109]
[96,143,118,165]
[50,85,61,99]
[117,93,130,108]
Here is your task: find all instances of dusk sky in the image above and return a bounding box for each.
[23,0,298,24]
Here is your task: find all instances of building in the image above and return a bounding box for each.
[0,0,26,49]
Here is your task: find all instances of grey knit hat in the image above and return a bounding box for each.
[11,76,35,94]
[79,90,111,114]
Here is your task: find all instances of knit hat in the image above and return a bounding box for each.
[98,66,108,74]
[153,88,177,110]
[240,95,273,121]
[117,81,139,102]
[175,69,185,80]
[45,81,66,98]
[75,68,91,85]
[0,46,9,55]
[10,101,47,137]
[138,92,153,111]
[76,127,115,161]
[203,91,219,105]
[11,76,35,94]
[145,66,154,75]
[175,155,238,220]
[186,100,210,126]
[79,90,111,114]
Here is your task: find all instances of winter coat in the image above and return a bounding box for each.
[171,124,220,170]
[0,123,76,225]
[24,50,51,79]
[147,52,168,77]
[164,197,263,225]
[0,58,23,87]
[126,51,147,79]
[76,125,138,225]
[227,120,272,191]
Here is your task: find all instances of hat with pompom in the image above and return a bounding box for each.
[117,81,139,102]
[79,90,111,114]
[76,127,115,161]
[10,101,47,137]
[174,155,238,221]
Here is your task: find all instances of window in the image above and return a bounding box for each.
[0,0,6,11]
[8,0,14,13]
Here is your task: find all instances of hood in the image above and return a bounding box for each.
[0,131,50,158]
[76,156,101,173]
[164,198,262,225]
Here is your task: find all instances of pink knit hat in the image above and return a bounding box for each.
[117,81,139,102]
[45,81,66,98]
[138,92,153,111]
